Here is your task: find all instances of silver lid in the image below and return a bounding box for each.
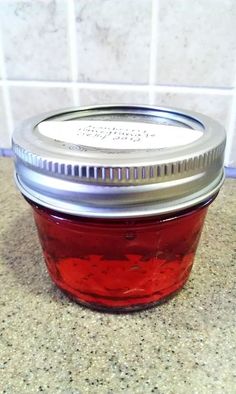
[12,105,226,218]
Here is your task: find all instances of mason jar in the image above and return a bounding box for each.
[12,105,226,312]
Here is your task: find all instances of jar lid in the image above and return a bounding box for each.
[12,105,226,218]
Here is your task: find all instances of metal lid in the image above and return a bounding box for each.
[12,105,226,218]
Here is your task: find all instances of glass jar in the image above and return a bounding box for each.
[13,105,226,312]
[29,197,213,311]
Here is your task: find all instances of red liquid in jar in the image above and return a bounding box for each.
[29,199,210,311]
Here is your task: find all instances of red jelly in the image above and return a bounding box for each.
[30,198,211,311]
[13,105,226,312]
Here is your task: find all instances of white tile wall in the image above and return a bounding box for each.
[75,0,152,83]
[156,0,236,87]
[153,91,233,130]
[9,86,74,125]
[0,0,70,81]
[0,0,235,168]
[225,95,236,167]
[229,126,236,166]
[79,87,232,129]
[0,87,10,147]
[79,87,149,106]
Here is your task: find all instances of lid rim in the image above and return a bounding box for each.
[15,170,224,218]
[12,104,226,217]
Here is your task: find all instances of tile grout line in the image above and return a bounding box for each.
[224,90,236,166]
[0,79,234,95]
[67,0,80,106]
[148,0,159,105]
[0,26,14,144]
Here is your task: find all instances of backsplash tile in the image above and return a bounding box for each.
[229,125,236,167]
[0,87,10,147]
[75,0,152,83]
[79,88,149,106]
[0,0,70,81]
[153,91,232,130]
[10,86,73,126]
[153,90,234,166]
[156,0,236,87]
[228,143,236,167]
[0,0,235,167]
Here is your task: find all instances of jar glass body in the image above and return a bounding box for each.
[27,198,213,312]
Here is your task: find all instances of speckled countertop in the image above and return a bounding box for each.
[0,158,236,394]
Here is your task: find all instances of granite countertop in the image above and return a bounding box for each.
[0,157,235,394]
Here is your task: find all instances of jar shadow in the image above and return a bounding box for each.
[1,209,68,304]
